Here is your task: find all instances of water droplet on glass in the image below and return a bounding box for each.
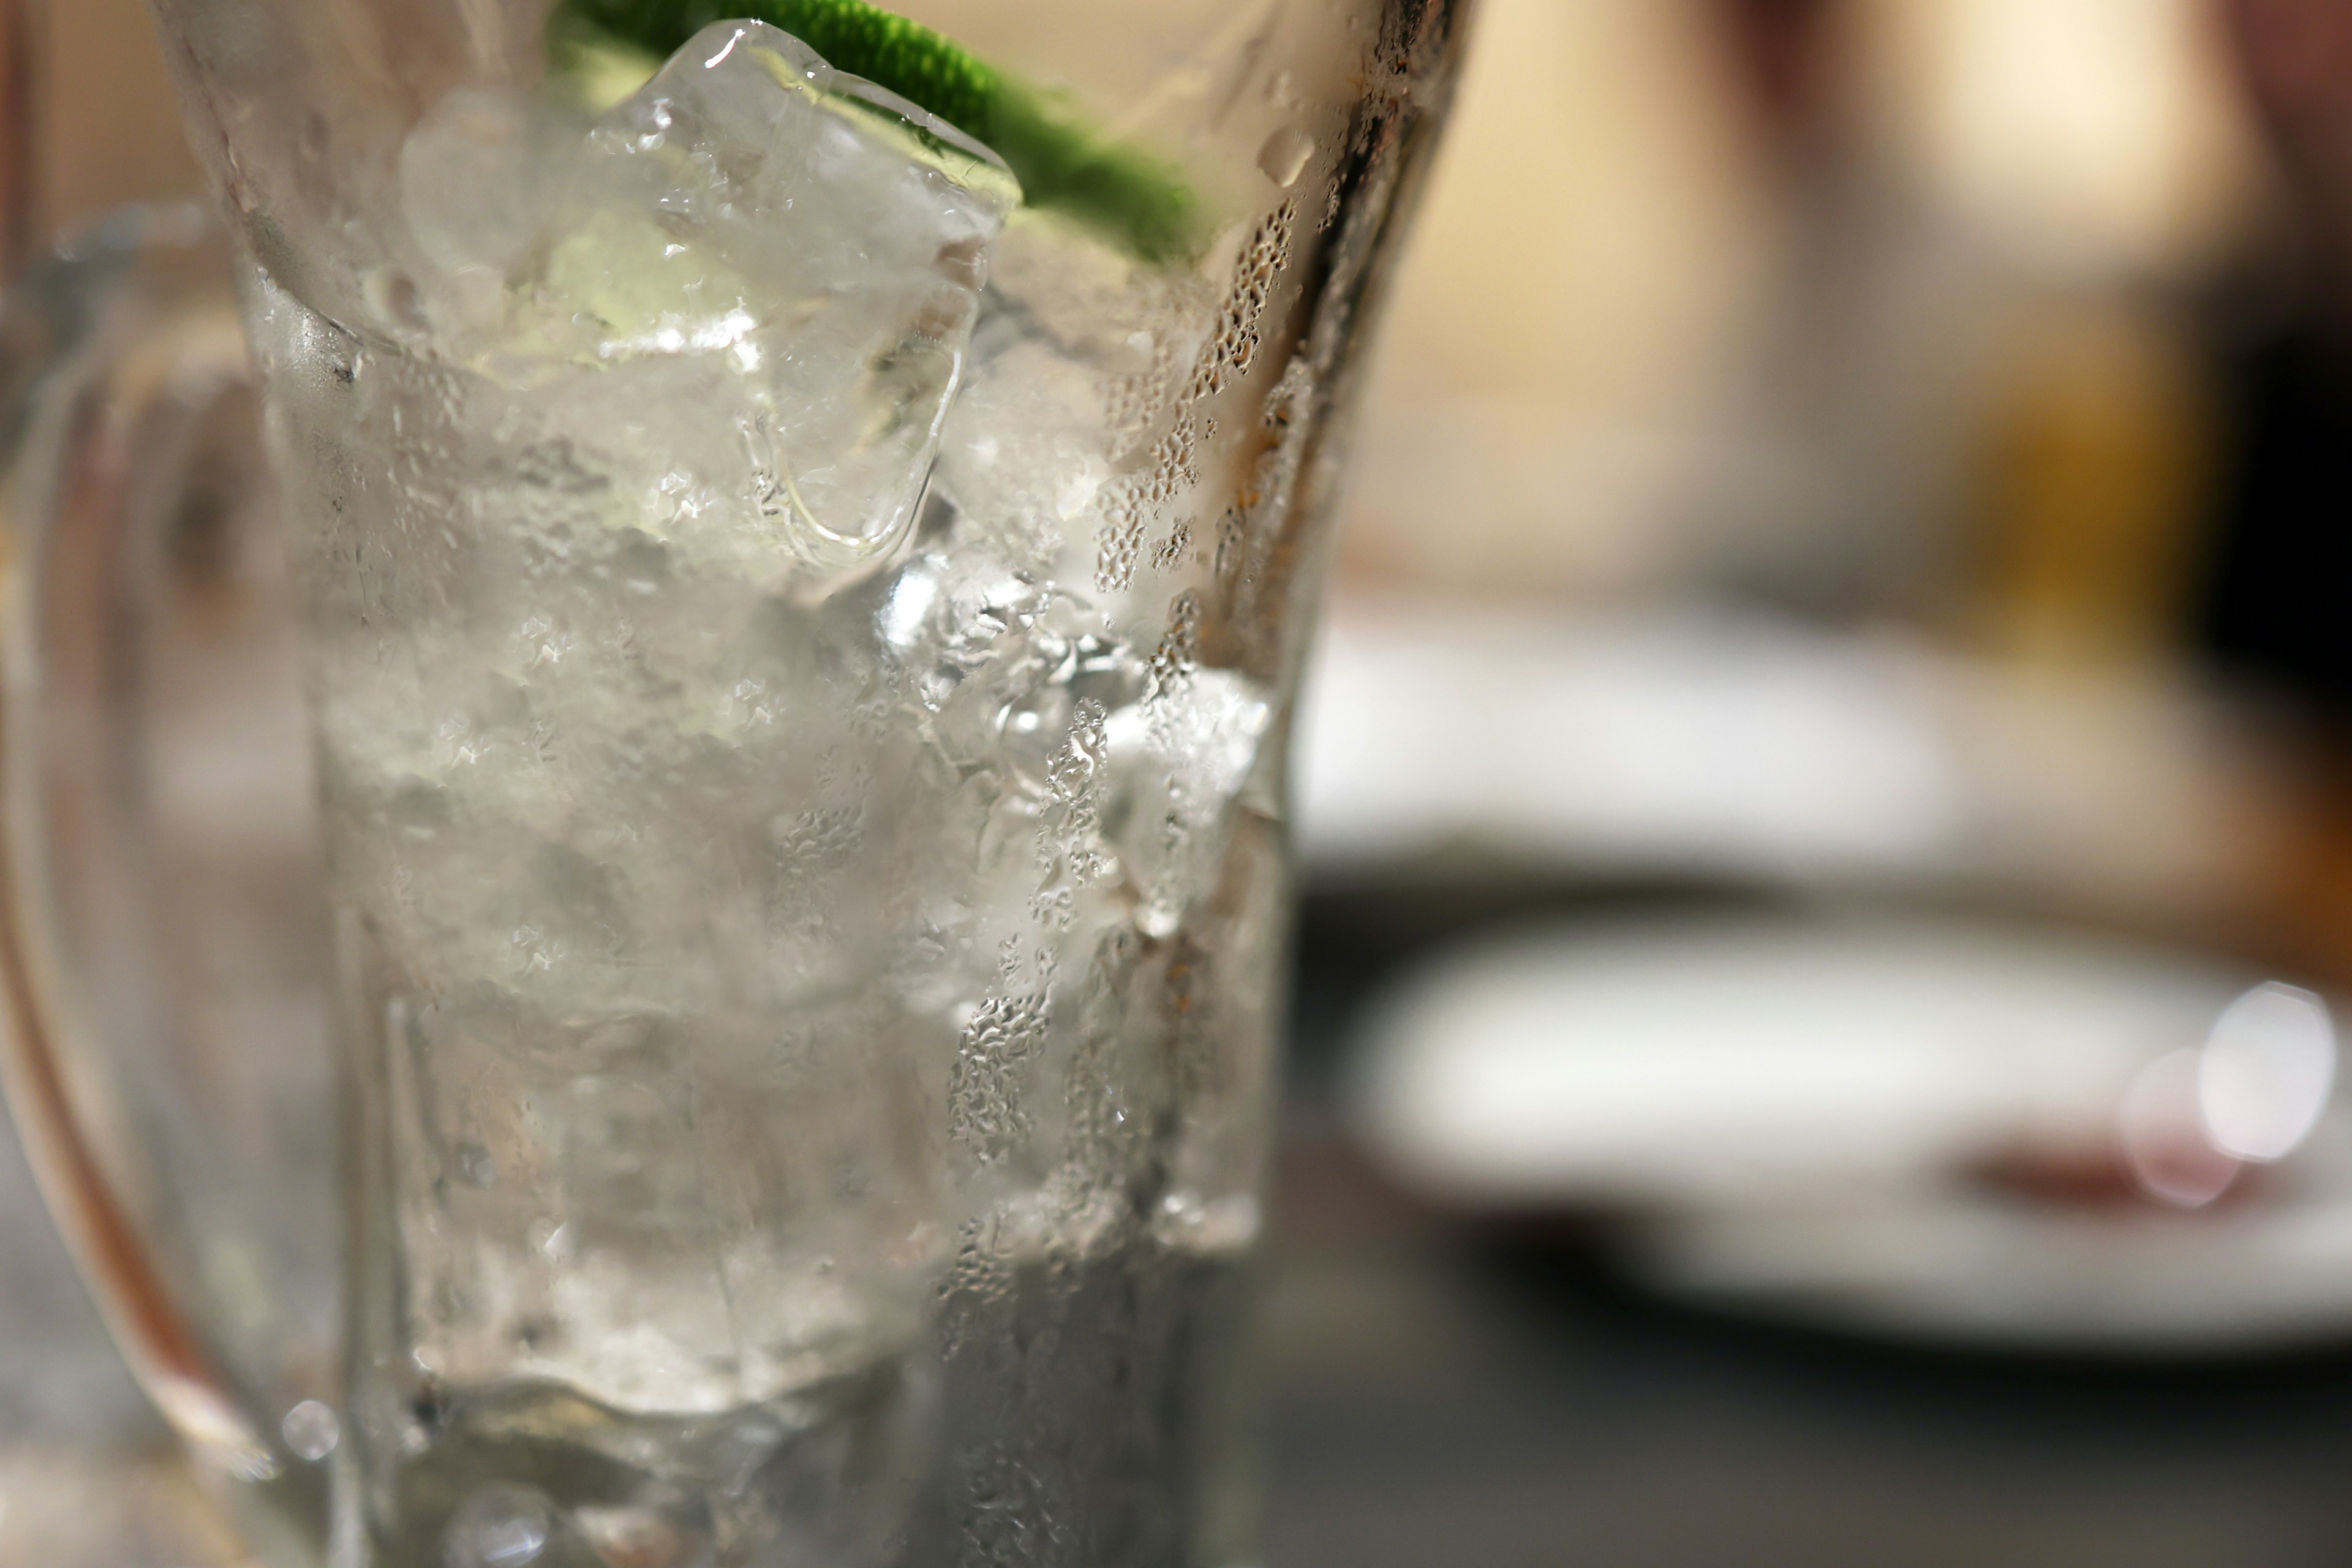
[456,1140,498,1187]
[527,1217,572,1261]
[364,265,431,331]
[1256,125,1314,189]
[447,1484,554,1568]
[281,1398,341,1462]
[574,1504,689,1568]
[1153,1189,1263,1251]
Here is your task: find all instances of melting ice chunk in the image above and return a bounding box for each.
[398,20,1018,570]
[1106,667,1273,934]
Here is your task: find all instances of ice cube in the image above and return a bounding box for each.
[1104,666,1272,933]
[398,88,559,316]
[556,21,1018,570]
[396,20,1019,574]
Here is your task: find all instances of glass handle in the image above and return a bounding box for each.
[0,211,327,1555]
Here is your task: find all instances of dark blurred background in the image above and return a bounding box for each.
[25,0,2352,1562]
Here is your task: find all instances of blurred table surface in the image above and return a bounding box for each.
[1263,1122,2352,1568]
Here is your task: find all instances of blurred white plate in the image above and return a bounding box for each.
[1295,600,2275,915]
[1348,911,2352,1351]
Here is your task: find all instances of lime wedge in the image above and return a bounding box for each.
[549,0,1207,264]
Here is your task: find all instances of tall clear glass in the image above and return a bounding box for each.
[1,0,1468,1562]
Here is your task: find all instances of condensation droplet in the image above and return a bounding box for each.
[1256,125,1314,189]
[364,266,430,331]
[1153,1189,1264,1251]
[456,1140,497,1187]
[574,1504,690,1567]
[281,1398,341,1462]
[527,1217,572,1261]
[448,1484,554,1568]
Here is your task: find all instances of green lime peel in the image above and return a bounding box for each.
[550,0,1208,264]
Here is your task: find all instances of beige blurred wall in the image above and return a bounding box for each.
[43,0,203,233]
[1340,0,1772,598]
[1336,0,2268,614]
